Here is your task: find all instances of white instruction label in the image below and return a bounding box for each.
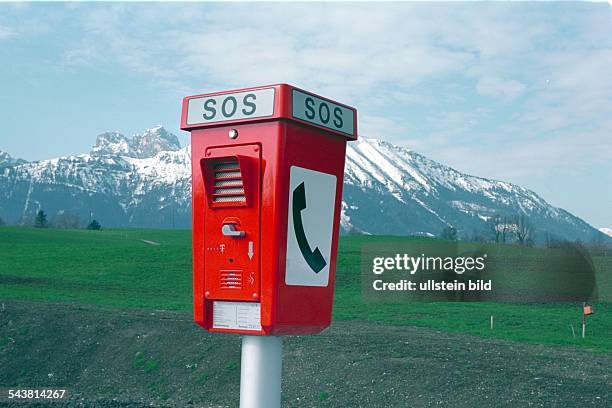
[212,301,261,331]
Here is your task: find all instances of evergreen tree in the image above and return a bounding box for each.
[87,219,101,230]
[440,226,458,241]
[34,210,48,228]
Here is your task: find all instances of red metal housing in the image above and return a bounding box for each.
[181,84,357,335]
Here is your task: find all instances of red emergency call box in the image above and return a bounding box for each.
[181,84,357,335]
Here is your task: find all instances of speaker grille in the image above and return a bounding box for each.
[220,270,243,289]
[212,159,245,203]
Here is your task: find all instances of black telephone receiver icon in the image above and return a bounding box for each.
[292,182,327,273]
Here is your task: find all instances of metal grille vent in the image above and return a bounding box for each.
[212,159,245,203]
[220,270,243,289]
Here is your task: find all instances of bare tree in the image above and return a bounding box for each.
[500,215,513,243]
[52,211,81,229]
[487,214,514,243]
[511,214,533,245]
[487,214,501,243]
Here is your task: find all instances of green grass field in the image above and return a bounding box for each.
[1,226,610,352]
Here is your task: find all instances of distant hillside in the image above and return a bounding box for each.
[599,228,612,237]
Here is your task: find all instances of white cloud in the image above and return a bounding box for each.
[359,115,411,141]
[60,4,479,101]
[422,113,612,184]
[7,2,612,183]
[476,77,526,100]
[0,24,15,40]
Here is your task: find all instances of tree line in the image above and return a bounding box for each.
[30,210,101,230]
[441,212,534,246]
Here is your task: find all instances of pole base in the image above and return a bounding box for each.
[240,335,283,408]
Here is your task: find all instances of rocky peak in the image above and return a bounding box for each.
[90,126,180,159]
[131,126,181,158]
[91,131,133,157]
[0,150,27,167]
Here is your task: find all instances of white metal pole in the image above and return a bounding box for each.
[240,335,283,408]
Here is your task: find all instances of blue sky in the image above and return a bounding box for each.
[0,2,611,228]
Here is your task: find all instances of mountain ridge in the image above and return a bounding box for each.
[0,126,607,243]
[90,125,181,158]
[0,150,27,168]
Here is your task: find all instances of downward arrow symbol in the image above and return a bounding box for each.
[248,241,254,260]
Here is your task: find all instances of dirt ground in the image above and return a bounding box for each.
[0,300,610,407]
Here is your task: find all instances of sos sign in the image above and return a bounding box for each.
[185,86,355,137]
[292,89,355,136]
[185,88,275,125]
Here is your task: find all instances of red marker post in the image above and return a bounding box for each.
[181,84,357,407]
[582,302,594,338]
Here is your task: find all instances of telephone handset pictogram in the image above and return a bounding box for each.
[292,182,327,273]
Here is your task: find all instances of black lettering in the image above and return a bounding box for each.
[203,99,216,120]
[319,102,330,124]
[305,97,316,120]
[333,107,343,128]
[242,93,257,116]
[221,96,238,118]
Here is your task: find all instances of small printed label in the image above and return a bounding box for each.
[292,89,355,136]
[186,88,275,125]
[212,301,261,331]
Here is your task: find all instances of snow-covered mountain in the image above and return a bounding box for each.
[0,127,191,228]
[0,126,606,242]
[600,228,612,238]
[342,138,603,241]
[0,150,27,168]
[90,125,181,158]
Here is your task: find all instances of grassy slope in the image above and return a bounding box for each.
[0,227,192,310]
[0,227,610,352]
